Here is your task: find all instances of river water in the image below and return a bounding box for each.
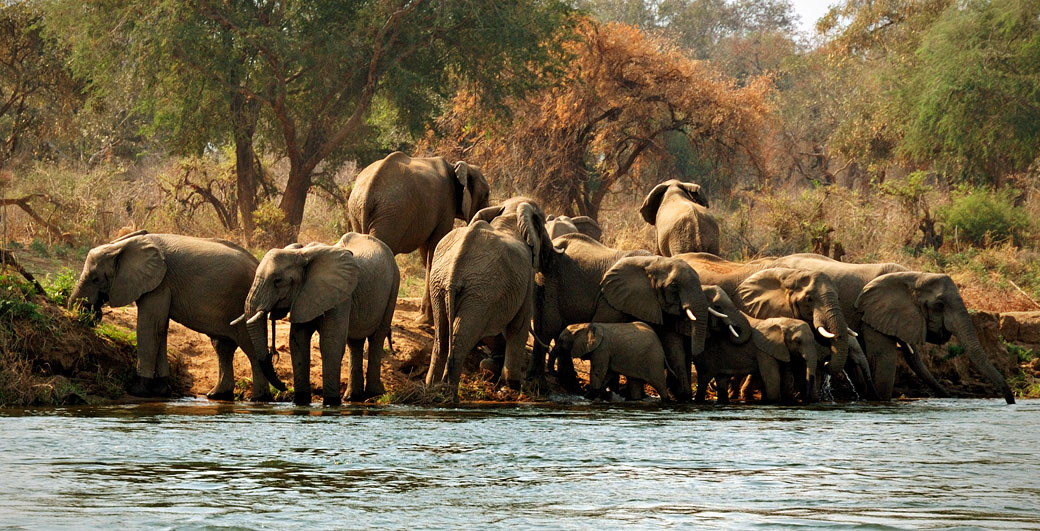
[1,398,1037,529]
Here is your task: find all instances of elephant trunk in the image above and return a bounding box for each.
[244,283,285,391]
[946,299,1015,404]
[816,298,848,377]
[69,279,103,325]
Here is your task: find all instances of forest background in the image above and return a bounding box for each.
[1,0,1039,318]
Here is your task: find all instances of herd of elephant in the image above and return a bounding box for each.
[68,152,1016,406]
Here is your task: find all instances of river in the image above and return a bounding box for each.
[1,398,1037,529]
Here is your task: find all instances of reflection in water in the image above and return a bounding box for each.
[0,399,1038,528]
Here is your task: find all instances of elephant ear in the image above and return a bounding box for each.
[856,272,926,345]
[679,182,709,208]
[753,320,791,362]
[737,268,797,319]
[638,182,670,224]
[601,256,664,325]
[108,237,167,307]
[570,324,604,359]
[516,201,556,269]
[470,204,504,225]
[454,161,473,220]
[111,229,148,243]
[570,216,603,241]
[290,245,360,323]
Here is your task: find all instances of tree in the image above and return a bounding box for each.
[52,0,573,243]
[430,20,771,219]
[900,0,1040,183]
[0,1,81,172]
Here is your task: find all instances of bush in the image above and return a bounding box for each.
[940,187,1031,246]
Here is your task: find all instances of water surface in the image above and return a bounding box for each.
[1,399,1037,529]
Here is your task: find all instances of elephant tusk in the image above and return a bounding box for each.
[708,307,729,319]
[246,310,265,324]
[817,326,837,339]
[729,324,740,338]
[906,344,914,355]
[229,313,247,327]
[686,308,697,321]
[847,328,859,337]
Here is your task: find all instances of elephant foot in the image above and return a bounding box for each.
[206,388,235,401]
[365,382,386,397]
[128,376,171,398]
[323,395,342,407]
[252,391,273,403]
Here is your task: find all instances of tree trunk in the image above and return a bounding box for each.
[278,164,312,245]
[230,90,260,245]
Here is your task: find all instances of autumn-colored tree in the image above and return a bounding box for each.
[430,20,771,219]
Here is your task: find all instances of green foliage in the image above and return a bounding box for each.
[43,268,78,307]
[1003,340,1035,364]
[95,323,136,346]
[939,187,1031,246]
[901,0,1040,181]
[0,273,44,323]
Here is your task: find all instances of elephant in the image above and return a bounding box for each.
[697,315,820,404]
[545,215,602,241]
[771,253,1015,403]
[240,234,399,405]
[346,151,490,324]
[426,197,555,400]
[590,255,711,400]
[69,231,285,400]
[639,179,720,256]
[530,233,652,384]
[549,322,676,401]
[677,254,852,382]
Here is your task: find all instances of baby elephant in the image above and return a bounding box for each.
[551,322,675,401]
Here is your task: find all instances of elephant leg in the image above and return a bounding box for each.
[901,343,951,398]
[129,287,172,397]
[758,358,782,403]
[444,310,486,398]
[627,378,645,400]
[207,337,237,400]
[661,332,690,401]
[425,293,450,386]
[345,337,367,401]
[365,334,387,397]
[864,327,898,400]
[715,376,731,404]
[417,244,435,325]
[289,324,314,406]
[318,317,348,407]
[587,352,610,399]
[694,369,710,403]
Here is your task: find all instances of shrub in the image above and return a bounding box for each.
[940,187,1031,246]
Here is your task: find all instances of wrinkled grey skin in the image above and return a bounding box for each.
[531,233,651,384]
[592,256,711,401]
[545,215,602,241]
[243,234,398,404]
[550,322,676,401]
[69,232,284,400]
[699,315,819,404]
[675,254,852,382]
[640,179,720,256]
[244,242,360,406]
[346,152,490,324]
[772,253,1014,404]
[426,198,555,401]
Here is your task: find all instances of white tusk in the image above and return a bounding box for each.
[708,307,729,319]
[729,324,740,338]
[907,344,915,355]
[246,310,265,324]
[817,326,837,339]
[229,313,246,327]
[686,308,697,321]
[847,328,859,337]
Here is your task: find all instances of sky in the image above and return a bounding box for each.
[790,0,836,35]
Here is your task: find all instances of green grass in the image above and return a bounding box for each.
[95,323,136,346]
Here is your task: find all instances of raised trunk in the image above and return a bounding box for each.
[948,306,1015,404]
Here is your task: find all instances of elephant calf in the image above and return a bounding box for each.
[551,322,675,401]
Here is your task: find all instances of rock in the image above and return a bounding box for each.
[1000,311,1040,346]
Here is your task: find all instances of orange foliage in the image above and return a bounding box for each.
[427,19,772,219]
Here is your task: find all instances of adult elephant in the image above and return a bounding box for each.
[426,198,554,400]
[590,255,711,400]
[242,234,398,406]
[545,215,602,241]
[771,253,1015,404]
[640,179,720,256]
[69,231,285,400]
[346,152,490,323]
[676,253,852,383]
